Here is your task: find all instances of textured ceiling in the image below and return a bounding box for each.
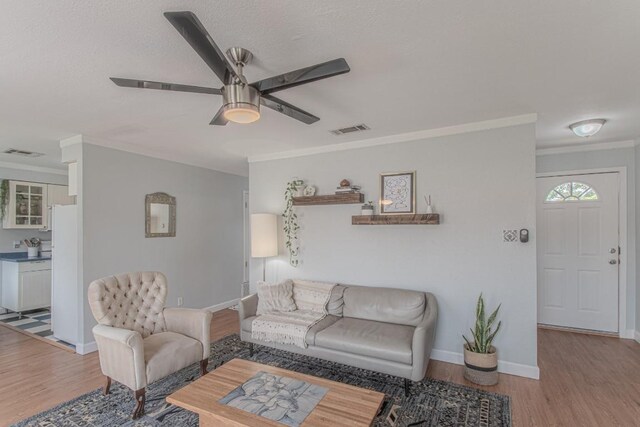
[1,0,639,175]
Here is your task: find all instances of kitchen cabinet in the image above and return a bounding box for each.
[2,181,73,230]
[3,181,47,229]
[1,259,52,316]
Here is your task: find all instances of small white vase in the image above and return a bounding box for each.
[426,205,434,214]
[361,208,374,216]
[295,186,305,197]
[27,247,39,258]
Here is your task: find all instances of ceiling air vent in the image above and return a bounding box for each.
[329,124,370,136]
[2,148,45,158]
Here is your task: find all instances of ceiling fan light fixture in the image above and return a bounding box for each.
[223,103,260,124]
[222,84,261,124]
[569,119,606,137]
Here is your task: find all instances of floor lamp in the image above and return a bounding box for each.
[250,213,278,281]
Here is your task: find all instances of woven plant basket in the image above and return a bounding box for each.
[463,344,498,386]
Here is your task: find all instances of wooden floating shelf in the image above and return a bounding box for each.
[293,193,364,206]
[352,214,440,225]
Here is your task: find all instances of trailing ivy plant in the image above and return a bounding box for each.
[463,293,501,354]
[283,181,300,267]
[0,179,8,222]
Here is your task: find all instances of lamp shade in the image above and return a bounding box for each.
[250,213,278,258]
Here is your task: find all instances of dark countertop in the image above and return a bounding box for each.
[0,252,52,263]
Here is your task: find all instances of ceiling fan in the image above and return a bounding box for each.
[110,11,350,126]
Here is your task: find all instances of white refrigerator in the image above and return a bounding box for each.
[51,204,78,345]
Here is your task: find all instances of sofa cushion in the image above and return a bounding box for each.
[242,314,340,346]
[342,286,425,326]
[314,318,414,364]
[256,280,296,315]
[144,332,202,384]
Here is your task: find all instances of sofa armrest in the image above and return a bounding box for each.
[93,324,146,390]
[239,294,258,321]
[164,307,212,359]
[411,293,438,381]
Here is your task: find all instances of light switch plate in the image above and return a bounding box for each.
[13,241,21,249]
[177,297,184,307]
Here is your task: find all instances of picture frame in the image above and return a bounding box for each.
[379,171,416,215]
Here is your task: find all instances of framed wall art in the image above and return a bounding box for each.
[379,171,416,214]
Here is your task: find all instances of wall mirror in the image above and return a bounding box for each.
[145,192,176,237]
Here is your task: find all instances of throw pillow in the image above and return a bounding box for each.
[256,280,297,315]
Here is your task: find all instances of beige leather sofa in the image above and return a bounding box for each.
[239,283,437,394]
[88,272,212,419]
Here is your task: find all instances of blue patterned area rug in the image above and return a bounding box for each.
[14,334,511,427]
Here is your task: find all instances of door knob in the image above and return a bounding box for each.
[609,248,617,254]
[609,259,618,265]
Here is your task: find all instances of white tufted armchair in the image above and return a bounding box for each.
[88,272,212,419]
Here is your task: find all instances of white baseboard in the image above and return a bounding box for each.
[621,329,635,339]
[430,348,540,380]
[76,340,97,355]
[205,298,240,313]
[634,330,640,344]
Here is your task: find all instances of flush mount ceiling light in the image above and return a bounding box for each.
[569,119,606,138]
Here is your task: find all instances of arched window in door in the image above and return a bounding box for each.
[545,182,599,202]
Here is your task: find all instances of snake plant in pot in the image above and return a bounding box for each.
[462,293,501,385]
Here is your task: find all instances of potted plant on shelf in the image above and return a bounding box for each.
[292,179,305,197]
[462,293,501,386]
[361,201,374,216]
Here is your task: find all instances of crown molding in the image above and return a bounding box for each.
[0,161,67,176]
[536,140,638,156]
[248,113,538,163]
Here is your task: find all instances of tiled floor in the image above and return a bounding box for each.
[0,309,75,350]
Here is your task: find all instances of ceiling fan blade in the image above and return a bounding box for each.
[210,107,228,126]
[110,78,222,95]
[260,94,319,124]
[164,11,238,84]
[252,58,350,95]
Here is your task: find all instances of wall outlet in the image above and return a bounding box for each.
[13,241,21,249]
[177,297,183,307]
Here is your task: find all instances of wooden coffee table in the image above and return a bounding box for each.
[166,358,385,426]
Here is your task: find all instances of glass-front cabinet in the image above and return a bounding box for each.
[4,181,48,229]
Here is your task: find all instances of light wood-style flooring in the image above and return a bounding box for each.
[0,309,638,426]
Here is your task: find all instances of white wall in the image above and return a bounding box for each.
[636,143,640,335]
[77,143,248,344]
[536,146,637,334]
[249,123,538,377]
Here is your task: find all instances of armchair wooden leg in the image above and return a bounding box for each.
[404,378,411,397]
[132,388,145,419]
[249,342,254,357]
[103,376,111,395]
[200,359,209,376]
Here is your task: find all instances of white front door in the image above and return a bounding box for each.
[537,173,619,333]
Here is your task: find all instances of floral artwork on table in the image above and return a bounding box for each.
[219,371,328,426]
[380,171,416,214]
